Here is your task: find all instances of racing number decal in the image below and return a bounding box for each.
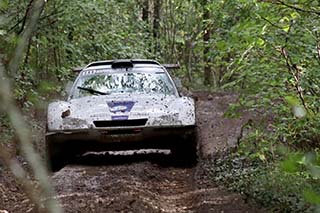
[107,101,135,113]
[107,101,135,120]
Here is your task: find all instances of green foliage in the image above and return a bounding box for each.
[207,153,320,212]
[2,0,320,106]
[223,118,320,211]
[2,0,320,210]
[304,189,320,206]
[1,0,156,108]
[218,0,320,150]
[221,1,320,203]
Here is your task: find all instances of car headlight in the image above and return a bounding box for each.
[61,117,90,129]
[151,113,181,126]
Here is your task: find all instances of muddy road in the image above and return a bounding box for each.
[52,157,251,212]
[1,92,260,212]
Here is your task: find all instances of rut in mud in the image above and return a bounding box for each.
[0,92,260,212]
[52,158,251,212]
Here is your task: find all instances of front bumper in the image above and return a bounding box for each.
[45,125,196,151]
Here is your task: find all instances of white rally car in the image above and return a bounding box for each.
[46,59,197,171]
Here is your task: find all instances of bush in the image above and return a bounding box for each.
[206,147,320,212]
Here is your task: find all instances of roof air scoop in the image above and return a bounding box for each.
[111,60,134,69]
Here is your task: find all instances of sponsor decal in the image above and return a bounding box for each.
[81,69,107,76]
[111,115,129,120]
[107,101,135,113]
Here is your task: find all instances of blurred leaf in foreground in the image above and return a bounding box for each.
[304,189,320,205]
[285,96,306,118]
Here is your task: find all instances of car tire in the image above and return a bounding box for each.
[171,129,198,166]
[46,141,68,172]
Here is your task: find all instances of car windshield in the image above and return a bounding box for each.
[71,70,176,98]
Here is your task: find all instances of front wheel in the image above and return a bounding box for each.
[46,141,69,172]
[171,129,198,166]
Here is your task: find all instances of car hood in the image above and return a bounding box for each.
[47,93,195,130]
[68,94,178,118]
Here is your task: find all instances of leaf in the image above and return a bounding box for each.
[304,189,320,204]
[0,30,6,36]
[308,165,320,179]
[284,96,306,118]
[281,158,298,173]
[281,153,303,173]
[290,12,300,19]
[292,106,306,118]
[300,152,316,166]
[258,153,266,161]
[283,25,290,33]
[0,0,8,9]
[285,96,299,107]
[256,38,265,46]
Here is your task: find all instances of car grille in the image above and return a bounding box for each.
[93,119,148,127]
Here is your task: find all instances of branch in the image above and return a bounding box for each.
[276,0,320,16]
[259,16,282,29]
[0,63,63,213]
[0,145,42,211]
[17,0,35,35]
[0,0,63,212]
[7,0,45,77]
[280,21,310,112]
[9,2,63,33]
[317,43,320,63]
[39,9,64,22]
[281,47,309,112]
[281,48,309,111]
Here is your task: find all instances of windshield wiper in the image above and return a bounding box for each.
[77,86,109,95]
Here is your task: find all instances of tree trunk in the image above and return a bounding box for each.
[142,0,149,22]
[153,0,161,54]
[203,0,212,85]
[8,0,46,78]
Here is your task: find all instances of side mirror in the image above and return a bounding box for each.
[173,77,192,97]
[73,67,83,73]
[64,81,73,97]
[173,77,182,89]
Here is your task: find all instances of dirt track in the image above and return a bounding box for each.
[0,92,260,212]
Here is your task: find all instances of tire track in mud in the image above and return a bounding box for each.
[51,92,260,212]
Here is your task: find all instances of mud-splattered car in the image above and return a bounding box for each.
[46,59,197,171]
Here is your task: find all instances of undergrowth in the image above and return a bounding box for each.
[206,131,320,212]
[206,155,320,212]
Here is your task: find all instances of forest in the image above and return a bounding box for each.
[1,0,320,212]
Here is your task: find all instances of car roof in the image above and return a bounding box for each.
[79,59,166,76]
[69,59,180,99]
[85,59,161,69]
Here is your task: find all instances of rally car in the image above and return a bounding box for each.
[46,59,197,171]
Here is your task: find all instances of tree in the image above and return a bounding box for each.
[0,0,62,212]
[153,0,161,54]
[142,0,149,22]
[202,0,212,85]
